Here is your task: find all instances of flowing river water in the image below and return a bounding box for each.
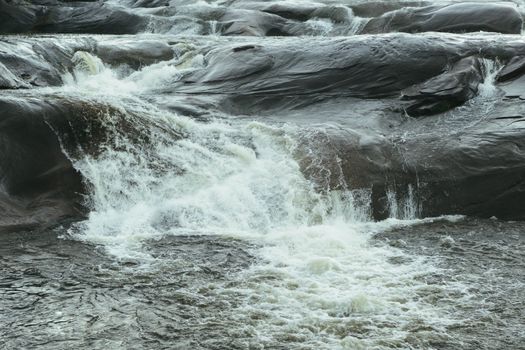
[1,1,525,349]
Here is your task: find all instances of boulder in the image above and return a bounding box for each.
[175,34,457,99]
[496,56,525,83]
[0,38,93,88]
[362,3,523,34]
[402,56,484,116]
[171,33,525,112]
[96,40,175,68]
[219,9,291,36]
[0,96,85,232]
[302,104,525,221]
[350,1,431,17]
[0,0,148,34]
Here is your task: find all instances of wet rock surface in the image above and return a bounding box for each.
[0,96,85,232]
[3,32,525,224]
[0,91,183,232]
[361,2,523,34]
[1,0,523,36]
[0,0,147,34]
[401,56,484,116]
[1,218,523,349]
[2,2,525,349]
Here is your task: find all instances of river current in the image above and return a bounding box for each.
[1,1,525,349]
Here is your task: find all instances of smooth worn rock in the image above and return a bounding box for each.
[128,0,170,8]
[386,110,525,220]
[2,30,525,225]
[0,0,42,33]
[0,96,86,232]
[0,0,148,34]
[401,56,484,116]
[350,1,432,17]
[498,75,525,99]
[0,38,94,88]
[96,40,175,68]
[361,3,523,34]
[219,9,292,36]
[0,92,183,232]
[171,34,525,113]
[261,2,350,23]
[496,56,525,83]
[174,34,458,99]
[314,104,525,221]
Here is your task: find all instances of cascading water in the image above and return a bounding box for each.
[478,59,502,99]
[2,1,525,349]
[208,20,220,36]
[50,54,467,348]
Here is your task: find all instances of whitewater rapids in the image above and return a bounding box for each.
[1,1,525,349]
[30,52,481,349]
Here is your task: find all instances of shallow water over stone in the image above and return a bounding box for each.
[1,219,523,349]
[2,1,525,349]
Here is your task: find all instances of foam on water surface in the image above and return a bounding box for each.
[49,60,473,347]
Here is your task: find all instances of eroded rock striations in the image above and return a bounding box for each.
[361,2,523,34]
[2,1,525,230]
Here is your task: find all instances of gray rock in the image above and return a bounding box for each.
[496,56,525,83]
[362,3,523,34]
[0,0,148,34]
[402,56,484,116]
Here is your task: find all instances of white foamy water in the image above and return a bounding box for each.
[477,59,503,100]
[344,8,369,36]
[58,58,467,348]
[460,58,504,128]
[61,49,204,97]
[305,18,334,36]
